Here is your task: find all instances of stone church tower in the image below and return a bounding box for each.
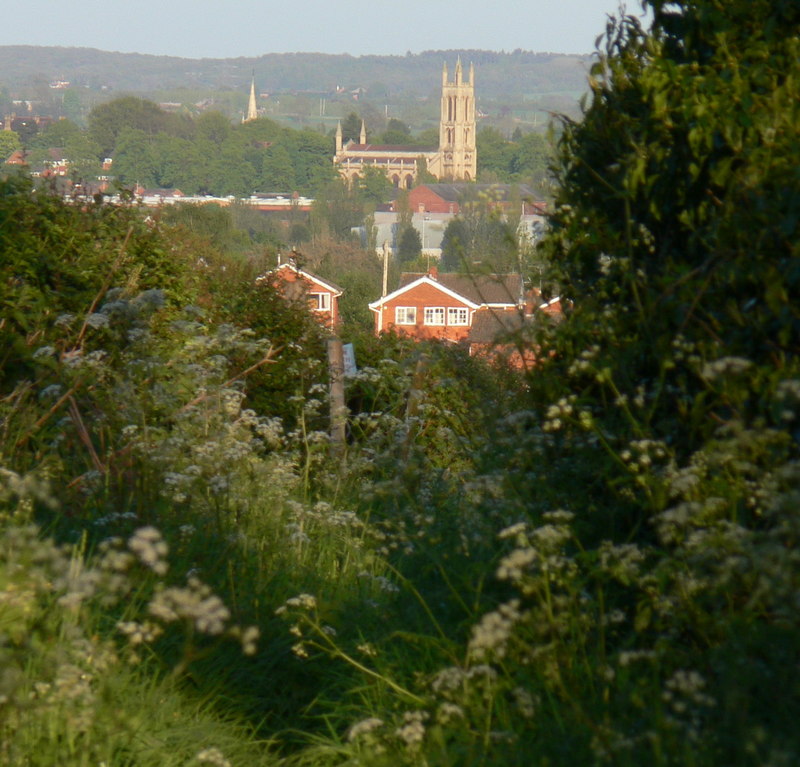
[435,58,477,181]
[333,59,477,185]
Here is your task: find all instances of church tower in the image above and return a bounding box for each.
[438,58,476,181]
[332,61,477,187]
[244,72,258,123]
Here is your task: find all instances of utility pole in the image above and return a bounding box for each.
[381,240,390,297]
[327,337,346,456]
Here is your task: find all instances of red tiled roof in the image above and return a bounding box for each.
[398,272,523,306]
[347,144,437,153]
[415,183,540,203]
[468,309,529,344]
[269,262,344,296]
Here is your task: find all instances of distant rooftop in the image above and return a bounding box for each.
[346,143,438,153]
[420,183,540,202]
[399,271,524,306]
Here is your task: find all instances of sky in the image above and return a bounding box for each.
[0,0,649,59]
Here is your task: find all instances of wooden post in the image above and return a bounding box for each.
[402,353,428,459]
[327,337,346,455]
[382,240,390,297]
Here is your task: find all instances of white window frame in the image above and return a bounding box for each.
[424,306,446,326]
[310,292,330,311]
[447,307,470,326]
[395,306,417,325]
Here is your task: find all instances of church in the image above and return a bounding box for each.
[333,59,477,188]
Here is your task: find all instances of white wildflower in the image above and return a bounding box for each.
[700,356,753,380]
[395,710,428,749]
[128,526,168,575]
[436,702,465,724]
[347,717,384,741]
[33,345,56,361]
[196,747,231,767]
[85,312,109,329]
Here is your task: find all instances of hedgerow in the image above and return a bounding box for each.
[1,1,799,764]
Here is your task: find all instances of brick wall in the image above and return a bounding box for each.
[408,186,459,215]
[374,283,472,341]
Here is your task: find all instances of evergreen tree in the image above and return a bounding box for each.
[397,225,421,264]
[440,217,469,271]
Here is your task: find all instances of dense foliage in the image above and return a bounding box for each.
[439,191,521,272]
[96,102,336,196]
[1,2,799,765]
[14,98,554,200]
[477,126,552,191]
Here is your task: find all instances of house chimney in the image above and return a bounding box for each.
[429,265,439,280]
[525,287,542,315]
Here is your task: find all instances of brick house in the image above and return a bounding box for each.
[466,297,558,366]
[369,266,525,342]
[3,149,26,166]
[258,261,343,329]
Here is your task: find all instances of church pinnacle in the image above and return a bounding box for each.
[244,72,258,123]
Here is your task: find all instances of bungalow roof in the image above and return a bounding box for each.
[398,272,524,306]
[468,309,529,344]
[369,274,482,311]
[266,262,344,297]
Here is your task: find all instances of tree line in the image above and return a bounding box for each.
[3,96,553,202]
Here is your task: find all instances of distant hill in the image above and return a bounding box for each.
[0,46,592,100]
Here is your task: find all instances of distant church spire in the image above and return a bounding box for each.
[244,72,258,122]
[359,119,367,145]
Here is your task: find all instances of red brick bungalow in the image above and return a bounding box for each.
[467,295,563,369]
[369,267,524,342]
[258,261,343,329]
[370,268,564,368]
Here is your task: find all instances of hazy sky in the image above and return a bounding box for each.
[1,0,649,59]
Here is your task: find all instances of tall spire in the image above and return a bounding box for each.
[359,119,367,145]
[245,71,258,122]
